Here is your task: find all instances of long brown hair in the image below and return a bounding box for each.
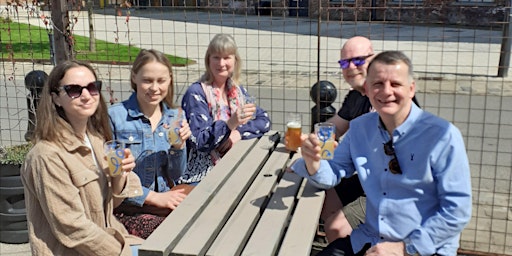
[130,49,176,108]
[33,60,112,143]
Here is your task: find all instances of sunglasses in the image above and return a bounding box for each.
[338,54,374,69]
[58,81,102,99]
[383,139,402,175]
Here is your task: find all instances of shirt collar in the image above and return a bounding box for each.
[378,102,422,142]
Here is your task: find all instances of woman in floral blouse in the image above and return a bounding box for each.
[180,33,271,184]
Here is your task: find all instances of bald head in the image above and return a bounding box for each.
[340,36,374,91]
[341,36,373,60]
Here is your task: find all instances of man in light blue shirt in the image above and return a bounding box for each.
[291,51,472,255]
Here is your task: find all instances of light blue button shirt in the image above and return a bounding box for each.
[292,104,472,255]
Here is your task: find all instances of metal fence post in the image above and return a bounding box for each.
[24,70,48,142]
[498,0,511,77]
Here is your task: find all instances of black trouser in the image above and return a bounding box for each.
[317,237,370,256]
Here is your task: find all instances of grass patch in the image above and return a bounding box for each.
[0,18,195,66]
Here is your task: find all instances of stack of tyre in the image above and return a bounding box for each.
[0,164,28,244]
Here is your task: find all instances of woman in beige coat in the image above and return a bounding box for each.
[21,60,144,255]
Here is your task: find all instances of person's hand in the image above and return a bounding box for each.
[227,107,252,130]
[121,148,136,173]
[146,189,188,210]
[172,119,191,149]
[364,241,405,256]
[300,133,322,175]
[241,102,256,120]
[109,148,136,196]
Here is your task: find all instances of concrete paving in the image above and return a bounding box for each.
[1,6,511,255]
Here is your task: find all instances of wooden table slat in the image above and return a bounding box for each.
[171,133,277,255]
[138,139,257,256]
[206,146,292,256]
[241,171,303,256]
[278,181,325,256]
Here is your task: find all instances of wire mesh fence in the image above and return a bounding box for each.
[1,0,511,254]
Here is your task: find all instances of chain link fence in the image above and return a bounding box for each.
[1,0,511,254]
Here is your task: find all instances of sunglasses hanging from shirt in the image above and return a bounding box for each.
[383,139,403,175]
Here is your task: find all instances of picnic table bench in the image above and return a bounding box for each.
[139,131,326,256]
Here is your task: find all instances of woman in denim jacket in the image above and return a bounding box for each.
[180,34,271,184]
[108,49,192,239]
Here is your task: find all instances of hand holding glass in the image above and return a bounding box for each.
[104,140,125,177]
[286,113,302,152]
[315,122,336,160]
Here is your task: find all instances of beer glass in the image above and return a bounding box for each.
[286,113,302,152]
[314,122,335,160]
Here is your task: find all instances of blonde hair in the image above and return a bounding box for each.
[201,34,242,85]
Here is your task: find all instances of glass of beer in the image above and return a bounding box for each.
[104,140,125,177]
[167,111,184,145]
[286,113,302,152]
[314,122,336,160]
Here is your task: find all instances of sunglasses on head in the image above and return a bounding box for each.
[383,139,402,175]
[338,54,374,69]
[58,81,102,99]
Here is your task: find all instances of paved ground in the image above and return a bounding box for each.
[1,6,511,255]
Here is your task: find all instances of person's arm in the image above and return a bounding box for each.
[182,83,232,152]
[402,125,472,255]
[291,131,351,189]
[24,151,126,255]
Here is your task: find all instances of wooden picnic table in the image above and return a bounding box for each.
[139,131,325,256]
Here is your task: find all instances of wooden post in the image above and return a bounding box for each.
[51,0,73,65]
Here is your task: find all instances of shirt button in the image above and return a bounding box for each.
[380,237,384,240]
[134,190,139,194]
[383,192,386,195]
[129,136,134,142]
[384,168,388,172]
[158,132,164,137]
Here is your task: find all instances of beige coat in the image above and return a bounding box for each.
[21,131,144,256]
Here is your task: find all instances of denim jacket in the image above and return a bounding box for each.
[108,93,186,206]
